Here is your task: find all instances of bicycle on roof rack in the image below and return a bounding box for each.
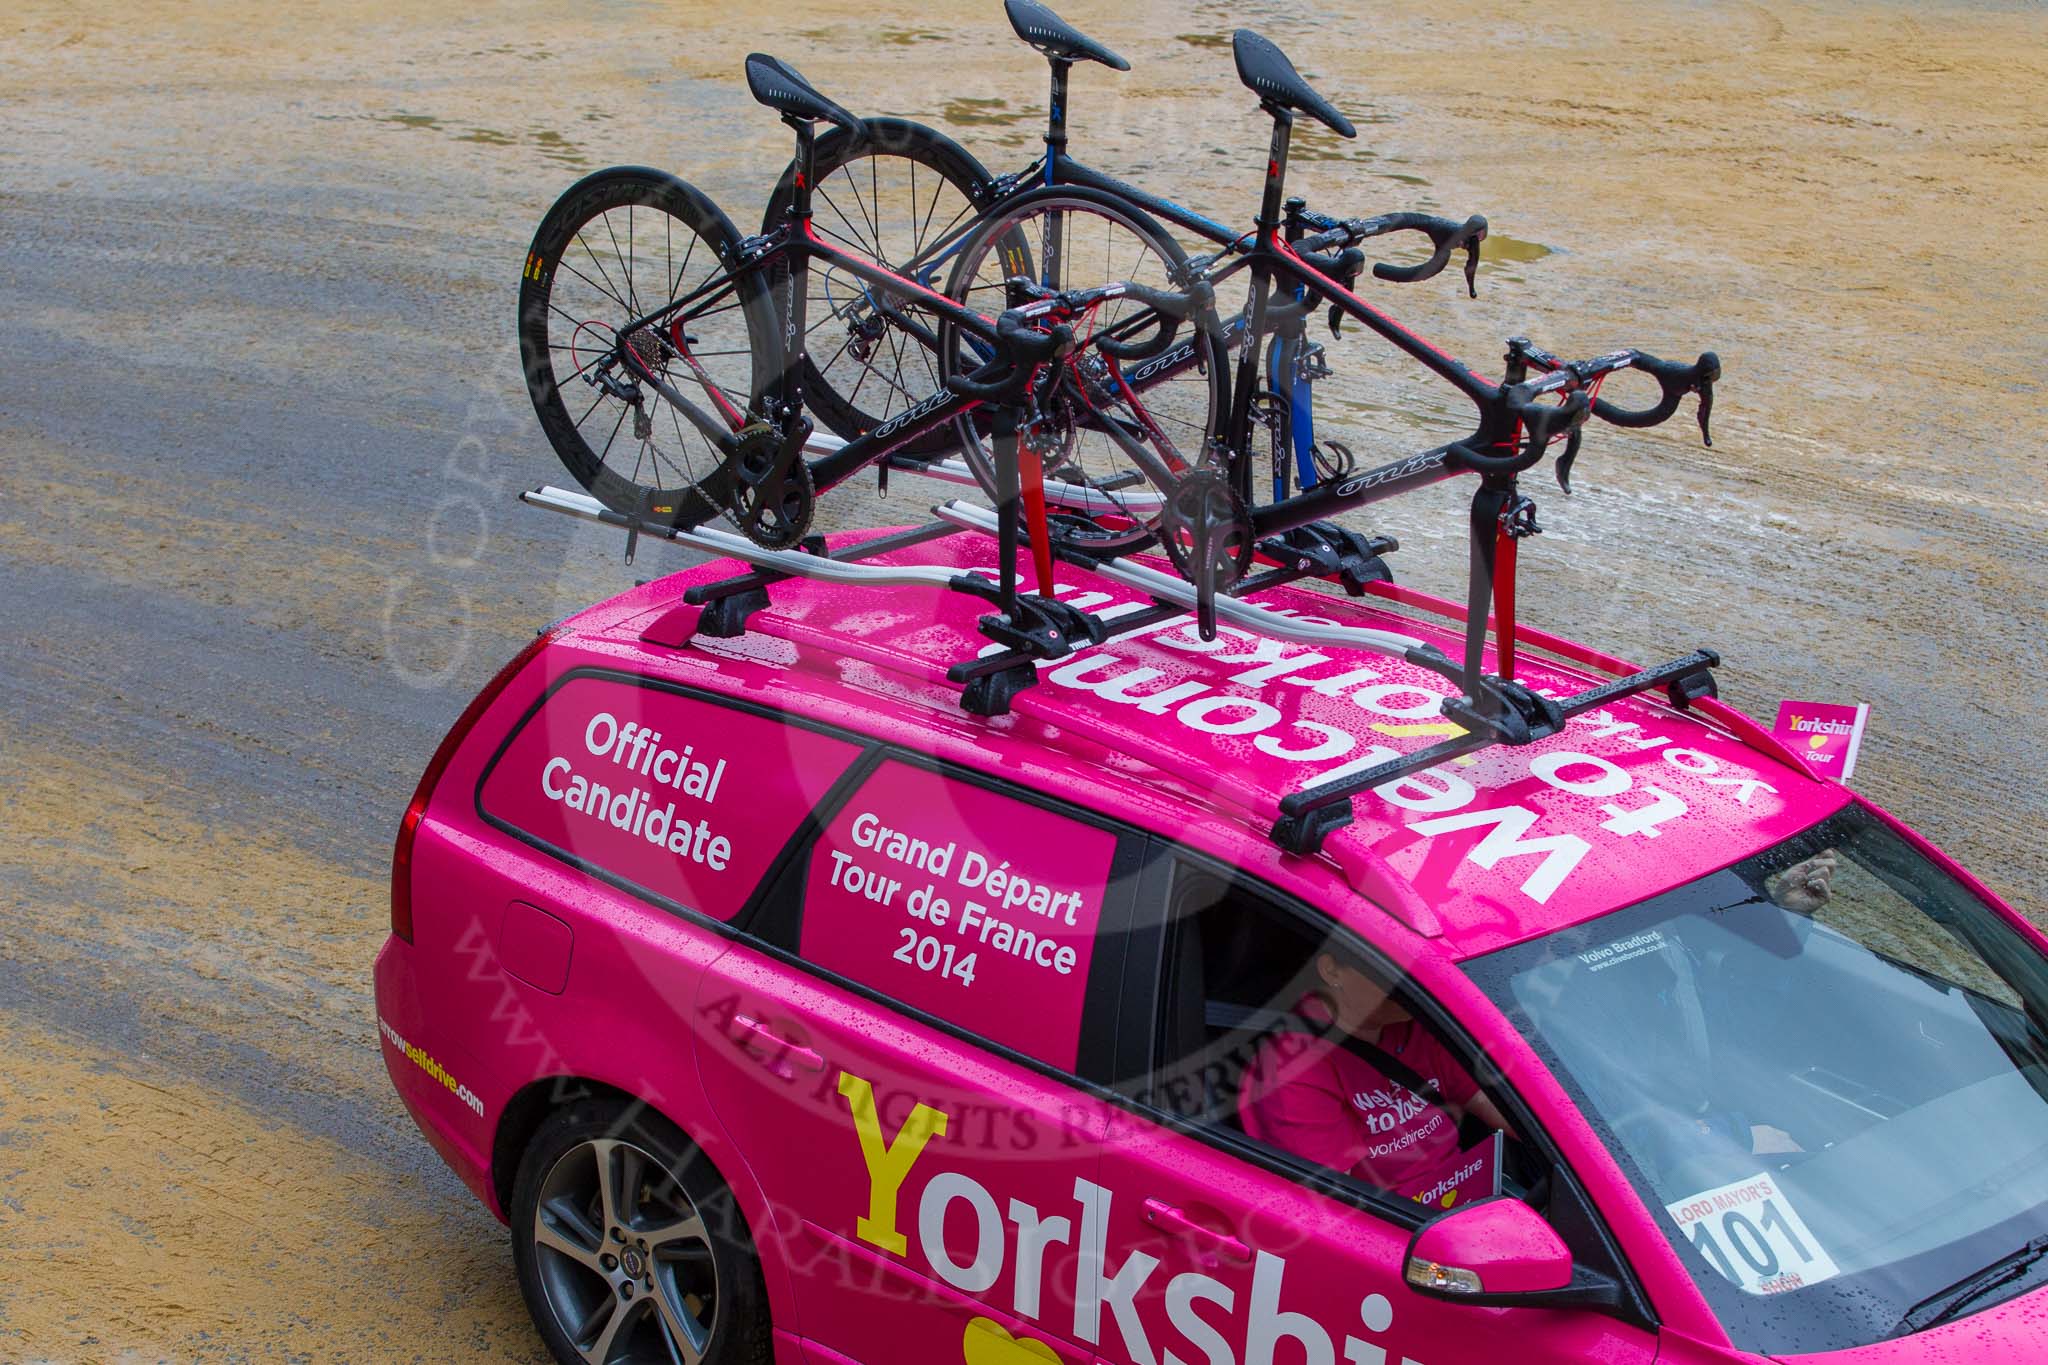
[752,0,1489,490]
[523,230,1727,858]
[518,28,1734,862]
[957,32,1721,617]
[518,52,1223,551]
[934,31,1728,852]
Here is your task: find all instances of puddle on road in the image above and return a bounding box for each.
[1482,234,1554,265]
[939,96,1029,127]
[471,43,551,62]
[1473,232,1556,283]
[364,111,591,168]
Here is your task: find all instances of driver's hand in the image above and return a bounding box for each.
[1770,850,1839,913]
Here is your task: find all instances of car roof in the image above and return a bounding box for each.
[551,526,1849,961]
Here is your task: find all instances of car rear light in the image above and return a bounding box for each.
[391,628,561,942]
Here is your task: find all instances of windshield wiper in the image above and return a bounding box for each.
[1892,1235,2048,1337]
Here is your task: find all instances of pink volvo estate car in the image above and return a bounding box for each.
[376,527,2048,1365]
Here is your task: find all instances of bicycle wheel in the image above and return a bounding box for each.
[762,119,1000,456]
[520,166,781,521]
[940,186,1228,552]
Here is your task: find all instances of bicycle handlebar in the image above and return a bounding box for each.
[1505,339,1720,446]
[943,276,1220,401]
[1456,391,1592,477]
[1093,277,1218,360]
[943,310,1075,402]
[1298,210,1489,298]
[1451,340,1720,485]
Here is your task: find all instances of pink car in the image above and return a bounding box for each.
[377,527,2048,1365]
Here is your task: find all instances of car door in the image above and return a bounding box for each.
[694,752,1149,1365]
[1079,850,1662,1365]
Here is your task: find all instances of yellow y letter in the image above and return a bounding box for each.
[837,1071,950,1255]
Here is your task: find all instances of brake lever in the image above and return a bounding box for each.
[1518,392,1591,470]
[1464,236,1482,299]
[1555,424,1584,493]
[1298,247,1364,338]
[1696,377,1715,448]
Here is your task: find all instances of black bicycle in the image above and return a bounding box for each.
[746,0,1490,480]
[979,33,1718,638]
[519,53,1222,550]
[956,33,1723,836]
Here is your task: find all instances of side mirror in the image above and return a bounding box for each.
[1404,1197,1573,1302]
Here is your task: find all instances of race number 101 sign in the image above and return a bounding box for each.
[1666,1172,1842,1296]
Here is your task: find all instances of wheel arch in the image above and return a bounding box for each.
[491,1076,765,1235]
[501,1075,787,1360]
[492,1073,640,1216]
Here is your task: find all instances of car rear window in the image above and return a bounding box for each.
[478,673,862,922]
[797,758,1119,1070]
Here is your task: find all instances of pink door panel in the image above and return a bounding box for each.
[1088,1108,1659,1365]
[697,943,1110,1365]
[797,759,1121,1069]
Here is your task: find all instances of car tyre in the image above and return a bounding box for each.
[511,1099,772,1365]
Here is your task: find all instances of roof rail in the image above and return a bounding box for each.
[933,500,1435,664]
[521,480,1721,859]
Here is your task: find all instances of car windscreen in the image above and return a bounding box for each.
[1464,803,2048,1354]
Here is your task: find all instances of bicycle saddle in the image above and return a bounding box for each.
[744,53,863,136]
[1004,0,1130,71]
[1231,30,1357,139]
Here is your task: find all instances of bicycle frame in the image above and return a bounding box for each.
[1232,234,1494,537]
[990,107,1512,546]
[884,57,1342,481]
[1206,110,1505,541]
[606,120,1014,510]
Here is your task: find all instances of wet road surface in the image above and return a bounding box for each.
[1,0,2043,1357]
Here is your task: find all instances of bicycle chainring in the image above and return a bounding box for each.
[726,423,816,550]
[1159,468,1255,590]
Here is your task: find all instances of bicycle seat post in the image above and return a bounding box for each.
[1231,30,1356,245]
[1256,104,1294,246]
[1006,0,1129,183]
[783,114,817,225]
[1043,57,1071,184]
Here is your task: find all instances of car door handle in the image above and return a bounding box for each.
[732,1014,826,1073]
[1142,1199,1250,1265]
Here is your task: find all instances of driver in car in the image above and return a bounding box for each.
[1239,946,1513,1197]
[1242,853,1842,1194]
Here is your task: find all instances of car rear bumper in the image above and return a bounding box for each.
[373,934,502,1218]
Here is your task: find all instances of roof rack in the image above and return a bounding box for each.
[929,500,1720,852]
[522,475,1725,858]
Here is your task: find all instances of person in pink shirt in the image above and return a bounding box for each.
[1240,947,1513,1199]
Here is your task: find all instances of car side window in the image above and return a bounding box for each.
[1144,860,1528,1213]
[476,671,863,922]
[794,757,1126,1071]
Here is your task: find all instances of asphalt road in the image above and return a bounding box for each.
[1,0,2043,1358]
